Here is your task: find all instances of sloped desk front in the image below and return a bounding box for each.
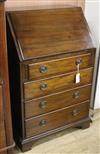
[7,7,96,152]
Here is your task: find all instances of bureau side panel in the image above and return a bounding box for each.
[7,19,25,141]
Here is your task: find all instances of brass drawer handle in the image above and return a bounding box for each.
[73,91,80,99]
[39,101,47,109]
[72,109,80,116]
[40,83,48,91]
[76,59,82,65]
[40,66,48,73]
[39,120,47,126]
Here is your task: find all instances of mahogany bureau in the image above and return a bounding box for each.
[6,7,96,152]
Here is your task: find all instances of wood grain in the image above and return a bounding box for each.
[24,68,93,100]
[25,85,91,118]
[25,101,89,137]
[0,85,7,154]
[28,52,93,80]
[8,7,94,61]
[6,7,96,152]
[0,2,14,153]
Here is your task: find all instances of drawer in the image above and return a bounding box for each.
[25,85,91,118]
[24,68,93,100]
[27,53,93,80]
[25,101,89,137]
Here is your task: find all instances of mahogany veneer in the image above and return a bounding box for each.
[7,7,96,152]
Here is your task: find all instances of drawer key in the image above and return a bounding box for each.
[40,66,48,73]
[40,83,48,91]
[39,120,47,127]
[39,101,47,109]
[72,109,80,116]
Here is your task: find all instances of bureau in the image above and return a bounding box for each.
[7,7,96,152]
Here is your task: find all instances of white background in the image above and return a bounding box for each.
[85,0,100,109]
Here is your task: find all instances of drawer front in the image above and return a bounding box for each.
[25,85,91,118]
[27,53,93,80]
[24,68,93,100]
[25,101,89,137]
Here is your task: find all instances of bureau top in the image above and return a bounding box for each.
[7,7,94,61]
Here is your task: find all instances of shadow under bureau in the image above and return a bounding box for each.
[6,7,96,152]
